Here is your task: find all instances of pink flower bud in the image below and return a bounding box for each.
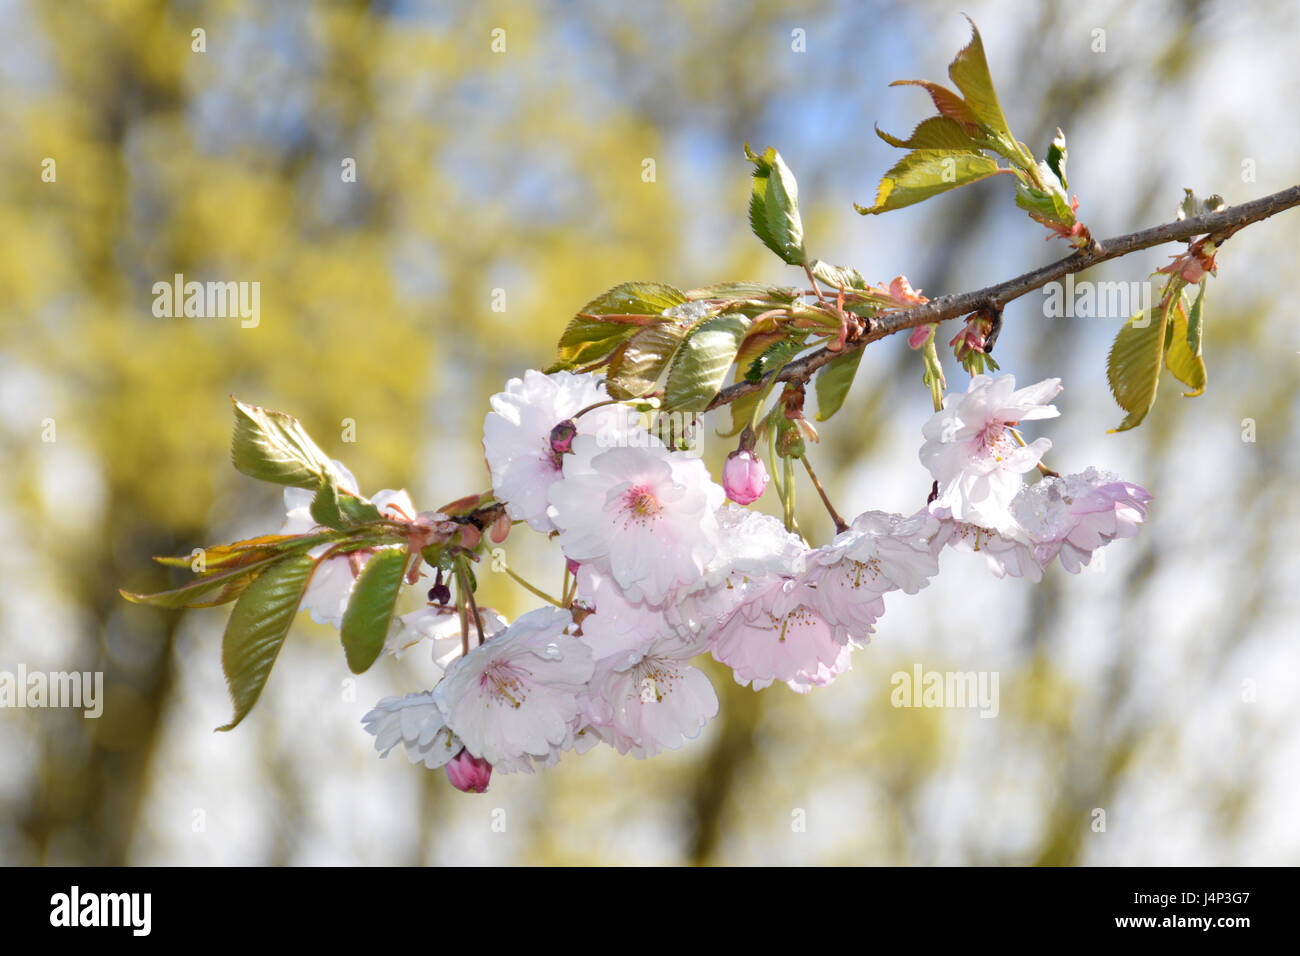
[908,324,933,349]
[723,450,768,505]
[445,749,492,793]
[549,420,577,455]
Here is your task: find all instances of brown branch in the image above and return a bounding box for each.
[705,184,1300,412]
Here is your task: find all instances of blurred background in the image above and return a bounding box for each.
[1,0,1297,865]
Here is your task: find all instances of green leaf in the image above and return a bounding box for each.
[920,330,946,411]
[121,554,283,609]
[745,144,806,266]
[875,116,983,151]
[1107,307,1168,432]
[231,399,340,489]
[814,349,864,421]
[1165,299,1207,397]
[856,149,1002,215]
[889,80,981,131]
[552,282,687,371]
[1045,128,1068,190]
[685,282,799,302]
[152,533,305,571]
[719,389,761,439]
[715,329,786,437]
[809,260,869,292]
[947,17,1016,150]
[745,336,806,383]
[217,552,318,731]
[339,494,383,525]
[1186,280,1206,357]
[664,314,751,412]
[310,475,346,530]
[1178,188,1226,222]
[339,548,408,675]
[607,320,695,399]
[1014,180,1074,225]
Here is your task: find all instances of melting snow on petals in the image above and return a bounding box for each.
[938,468,1152,580]
[1009,468,1152,573]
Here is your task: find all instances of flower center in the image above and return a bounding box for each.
[621,484,661,524]
[774,605,818,642]
[635,659,678,702]
[479,663,526,709]
[980,422,1015,462]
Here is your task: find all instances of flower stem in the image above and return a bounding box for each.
[502,564,565,608]
[455,560,486,647]
[456,576,469,657]
[783,453,797,532]
[572,398,620,420]
[1009,427,1060,478]
[801,455,849,533]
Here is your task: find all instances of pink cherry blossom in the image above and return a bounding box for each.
[803,509,942,644]
[664,504,805,641]
[432,606,593,771]
[582,633,718,758]
[865,275,928,310]
[384,604,508,669]
[711,576,850,693]
[936,520,1045,583]
[920,374,1062,535]
[1010,468,1152,573]
[483,369,641,533]
[573,565,673,663]
[361,691,463,770]
[548,436,724,605]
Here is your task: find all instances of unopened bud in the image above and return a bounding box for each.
[549,420,578,456]
[723,449,768,505]
[775,420,805,459]
[427,570,451,606]
[445,749,492,793]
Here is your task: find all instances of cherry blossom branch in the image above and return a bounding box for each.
[705,184,1300,412]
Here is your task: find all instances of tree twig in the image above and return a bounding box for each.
[705,184,1300,412]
